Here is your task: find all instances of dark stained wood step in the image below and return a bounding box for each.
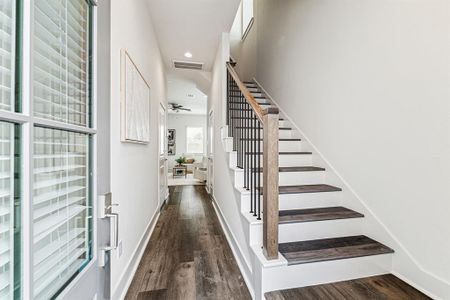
[232,117,285,121]
[239,138,301,141]
[235,126,292,130]
[280,235,394,265]
[255,166,325,172]
[245,152,312,155]
[229,102,271,105]
[265,274,430,300]
[279,166,324,172]
[279,184,342,194]
[279,207,364,224]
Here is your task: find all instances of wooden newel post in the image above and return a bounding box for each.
[262,107,279,260]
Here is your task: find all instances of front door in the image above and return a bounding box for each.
[159,103,169,205]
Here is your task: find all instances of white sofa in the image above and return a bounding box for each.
[193,157,208,182]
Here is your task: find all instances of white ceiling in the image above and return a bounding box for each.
[146,0,240,71]
[167,74,207,115]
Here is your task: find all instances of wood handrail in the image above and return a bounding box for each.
[226,62,280,260]
[226,63,279,121]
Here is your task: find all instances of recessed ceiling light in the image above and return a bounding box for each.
[184,52,193,58]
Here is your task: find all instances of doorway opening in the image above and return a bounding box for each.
[166,75,208,187]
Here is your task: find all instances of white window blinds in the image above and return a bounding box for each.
[32,127,90,299]
[0,0,15,112]
[31,0,92,299]
[0,123,15,300]
[33,0,89,126]
[0,0,16,298]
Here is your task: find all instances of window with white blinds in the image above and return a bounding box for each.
[31,0,93,299]
[32,127,90,299]
[0,0,94,298]
[0,123,16,300]
[0,0,15,112]
[33,0,89,126]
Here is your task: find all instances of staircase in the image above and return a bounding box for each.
[222,63,395,299]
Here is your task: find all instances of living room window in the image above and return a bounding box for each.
[186,127,204,154]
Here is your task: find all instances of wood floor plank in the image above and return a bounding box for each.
[165,262,196,300]
[136,289,167,300]
[125,186,251,300]
[265,274,431,300]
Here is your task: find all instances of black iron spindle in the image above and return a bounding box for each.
[257,120,261,220]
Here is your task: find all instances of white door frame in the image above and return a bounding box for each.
[158,102,169,207]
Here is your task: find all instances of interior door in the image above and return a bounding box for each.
[207,110,214,194]
[159,103,169,205]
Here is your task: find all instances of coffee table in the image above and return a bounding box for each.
[173,166,187,178]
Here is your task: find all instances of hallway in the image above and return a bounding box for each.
[125,186,251,300]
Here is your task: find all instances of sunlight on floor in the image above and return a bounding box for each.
[168,173,206,186]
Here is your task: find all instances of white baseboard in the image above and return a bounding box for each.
[112,209,161,300]
[210,195,255,299]
[253,77,450,300]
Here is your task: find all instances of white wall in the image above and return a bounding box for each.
[208,33,255,295]
[167,113,207,159]
[252,0,450,297]
[110,0,166,298]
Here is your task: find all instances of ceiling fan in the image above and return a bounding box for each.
[169,103,191,113]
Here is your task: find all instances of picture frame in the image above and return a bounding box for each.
[121,49,151,144]
[168,129,176,156]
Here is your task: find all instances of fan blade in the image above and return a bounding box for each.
[178,108,191,111]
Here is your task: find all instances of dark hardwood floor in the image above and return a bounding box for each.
[264,274,432,300]
[125,186,251,300]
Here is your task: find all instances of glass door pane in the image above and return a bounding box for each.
[0,0,16,111]
[32,127,91,299]
[0,122,17,299]
[33,0,89,126]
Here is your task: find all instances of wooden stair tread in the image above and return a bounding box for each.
[256,166,324,172]
[235,126,292,130]
[279,184,342,194]
[279,206,363,224]
[232,117,285,121]
[264,274,430,300]
[239,138,301,141]
[279,235,394,265]
[245,152,312,155]
[279,166,324,172]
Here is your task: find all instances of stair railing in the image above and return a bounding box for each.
[226,62,279,260]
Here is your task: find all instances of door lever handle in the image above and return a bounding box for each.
[106,213,119,249]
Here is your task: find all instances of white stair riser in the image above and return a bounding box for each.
[238,190,342,214]
[278,218,363,243]
[279,192,342,210]
[260,255,393,297]
[251,92,265,97]
[246,140,302,152]
[229,129,292,139]
[279,171,325,185]
[247,218,363,247]
[279,154,312,167]
[234,171,325,188]
[229,152,312,168]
